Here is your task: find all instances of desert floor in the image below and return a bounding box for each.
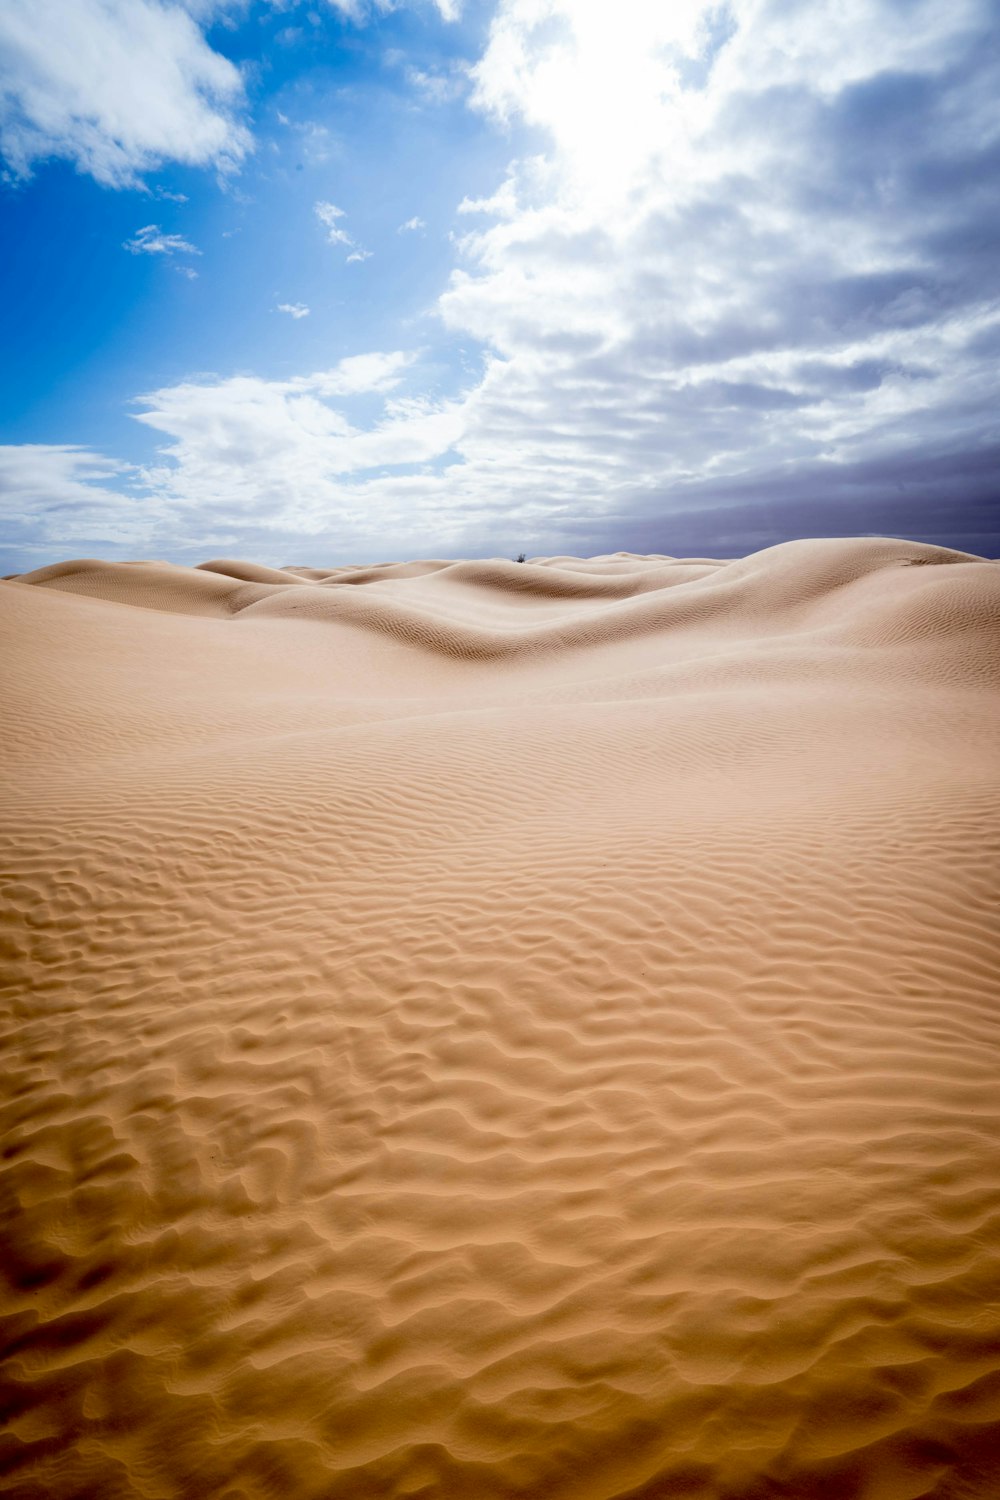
[2,537,999,1500]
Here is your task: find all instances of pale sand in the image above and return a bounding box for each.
[1,537,999,1499]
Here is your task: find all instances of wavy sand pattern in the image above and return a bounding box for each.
[2,537,999,1499]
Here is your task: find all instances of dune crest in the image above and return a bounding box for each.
[2,539,999,1500]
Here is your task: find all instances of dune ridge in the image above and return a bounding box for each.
[2,537,999,1500]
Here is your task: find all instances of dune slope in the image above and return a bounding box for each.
[2,538,999,1500]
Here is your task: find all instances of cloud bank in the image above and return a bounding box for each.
[2,0,997,565]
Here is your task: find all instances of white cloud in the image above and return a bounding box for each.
[124,224,201,257]
[0,0,251,188]
[116,354,470,549]
[308,352,414,395]
[278,302,311,319]
[315,200,346,228]
[1,356,462,564]
[315,199,371,261]
[0,444,155,551]
[457,177,518,218]
[398,216,426,233]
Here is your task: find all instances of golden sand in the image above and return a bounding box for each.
[2,537,999,1499]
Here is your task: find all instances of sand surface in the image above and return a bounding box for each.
[2,537,999,1500]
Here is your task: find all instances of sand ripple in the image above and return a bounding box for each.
[2,538,999,1498]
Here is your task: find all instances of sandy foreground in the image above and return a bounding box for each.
[1,536,999,1500]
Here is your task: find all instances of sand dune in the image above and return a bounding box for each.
[2,538,999,1500]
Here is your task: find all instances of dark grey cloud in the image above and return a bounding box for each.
[555,441,1000,560]
[965,320,1000,357]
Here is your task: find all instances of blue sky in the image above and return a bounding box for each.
[1,0,998,571]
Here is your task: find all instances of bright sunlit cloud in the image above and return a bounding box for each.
[470,0,720,209]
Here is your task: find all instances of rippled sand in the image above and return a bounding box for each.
[2,537,999,1500]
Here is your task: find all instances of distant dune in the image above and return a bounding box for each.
[2,538,999,1500]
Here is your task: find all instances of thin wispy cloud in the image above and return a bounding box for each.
[398,216,426,233]
[314,200,371,262]
[277,302,310,318]
[123,225,200,258]
[281,118,339,165]
[324,0,393,20]
[326,0,460,22]
[314,201,350,245]
[405,65,464,104]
